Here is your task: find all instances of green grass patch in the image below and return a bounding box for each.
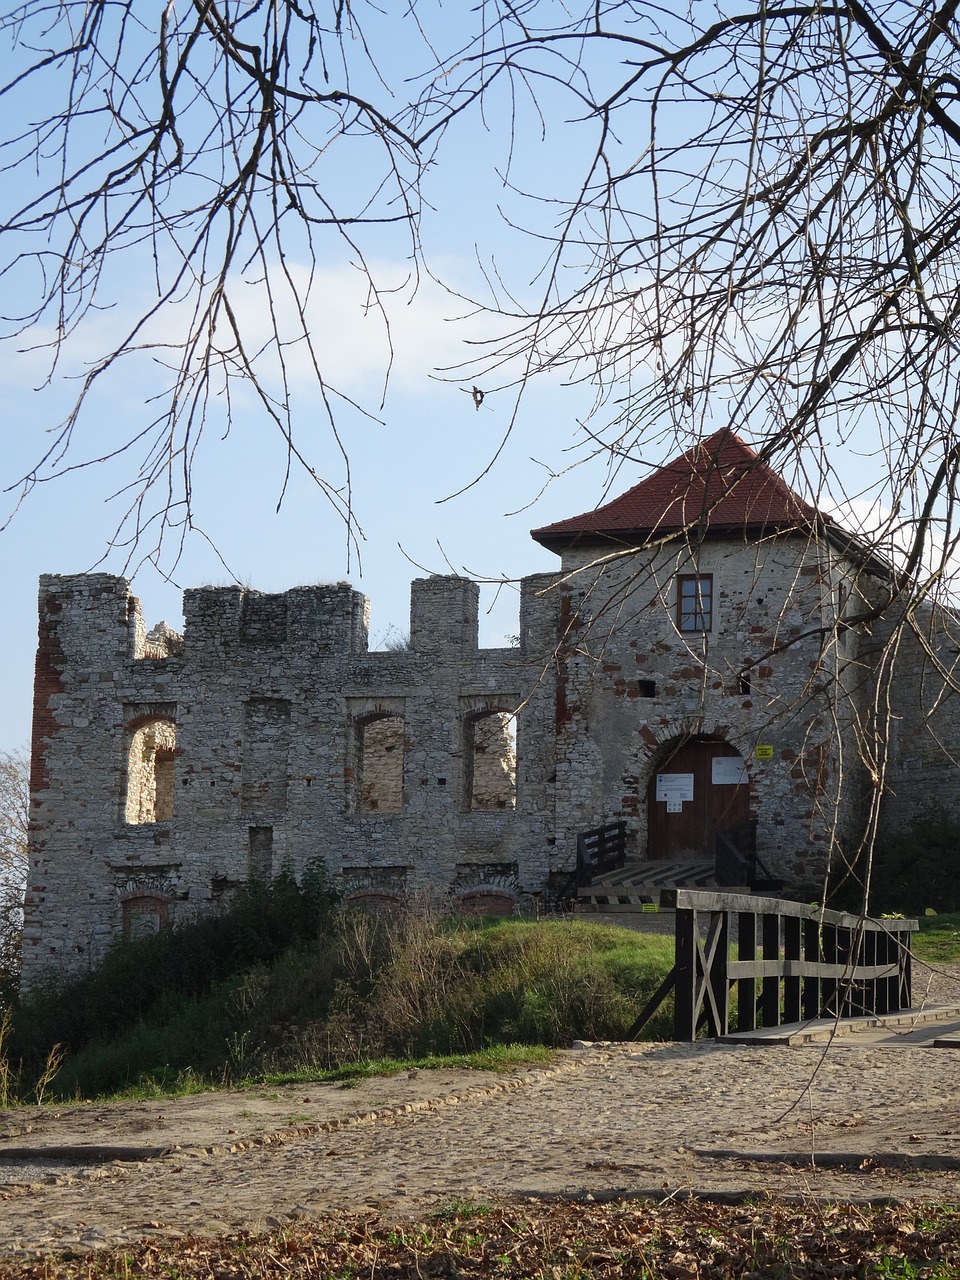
[914,912,960,965]
[263,1043,554,1087]
[8,902,674,1103]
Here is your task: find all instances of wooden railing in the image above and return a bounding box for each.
[629,890,917,1040]
[575,820,627,887]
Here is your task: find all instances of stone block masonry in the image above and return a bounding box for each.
[26,430,960,987]
[22,573,561,986]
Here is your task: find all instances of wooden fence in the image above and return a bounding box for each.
[630,889,917,1040]
[575,820,627,886]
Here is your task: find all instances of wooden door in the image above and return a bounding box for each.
[646,738,750,860]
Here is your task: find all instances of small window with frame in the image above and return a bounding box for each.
[677,573,713,633]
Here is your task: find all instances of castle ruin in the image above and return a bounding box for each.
[23,429,960,985]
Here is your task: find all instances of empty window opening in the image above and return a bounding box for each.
[465,711,517,810]
[357,715,405,813]
[738,672,752,695]
[249,826,274,880]
[636,679,656,698]
[677,574,713,633]
[125,720,176,824]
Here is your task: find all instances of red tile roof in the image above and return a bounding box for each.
[531,428,821,551]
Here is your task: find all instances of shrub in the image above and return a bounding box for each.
[308,916,675,1066]
[12,859,338,1076]
[869,809,960,915]
[14,901,674,1099]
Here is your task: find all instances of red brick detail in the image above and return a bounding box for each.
[459,891,515,917]
[30,595,67,798]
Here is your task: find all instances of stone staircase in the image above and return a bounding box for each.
[574,859,723,933]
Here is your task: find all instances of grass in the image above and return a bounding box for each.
[12,870,952,1107]
[262,1043,554,1087]
[7,901,674,1103]
[914,912,960,966]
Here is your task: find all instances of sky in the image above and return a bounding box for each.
[0,3,694,754]
[0,274,626,752]
[0,1,929,756]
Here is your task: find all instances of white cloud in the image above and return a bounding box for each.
[221,257,500,398]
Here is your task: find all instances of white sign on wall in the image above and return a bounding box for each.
[711,756,748,785]
[656,773,694,803]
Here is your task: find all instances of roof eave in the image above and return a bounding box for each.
[531,520,820,554]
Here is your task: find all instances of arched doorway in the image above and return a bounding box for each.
[646,737,750,860]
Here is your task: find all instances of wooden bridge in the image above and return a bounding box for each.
[630,889,917,1041]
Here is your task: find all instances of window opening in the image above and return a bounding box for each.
[465,711,517,810]
[249,826,274,880]
[459,889,516,916]
[677,574,713,633]
[357,715,405,812]
[122,895,169,937]
[125,720,176,824]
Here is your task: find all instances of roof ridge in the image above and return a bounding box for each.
[531,429,818,549]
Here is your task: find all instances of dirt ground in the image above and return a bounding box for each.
[0,1035,958,1256]
[0,963,956,1257]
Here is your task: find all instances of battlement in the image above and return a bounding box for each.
[36,572,559,668]
[25,567,561,986]
[182,582,370,657]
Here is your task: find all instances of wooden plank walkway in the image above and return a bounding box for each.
[720,1002,960,1046]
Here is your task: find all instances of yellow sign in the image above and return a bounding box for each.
[755,744,774,759]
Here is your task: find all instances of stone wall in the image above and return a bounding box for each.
[23,539,960,987]
[23,572,560,986]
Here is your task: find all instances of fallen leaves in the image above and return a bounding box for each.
[1,1197,959,1279]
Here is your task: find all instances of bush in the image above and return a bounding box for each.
[822,810,960,916]
[11,859,338,1078]
[869,809,960,915]
[304,915,675,1066]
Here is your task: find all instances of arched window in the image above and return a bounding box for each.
[458,888,516,916]
[124,719,176,823]
[464,710,517,810]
